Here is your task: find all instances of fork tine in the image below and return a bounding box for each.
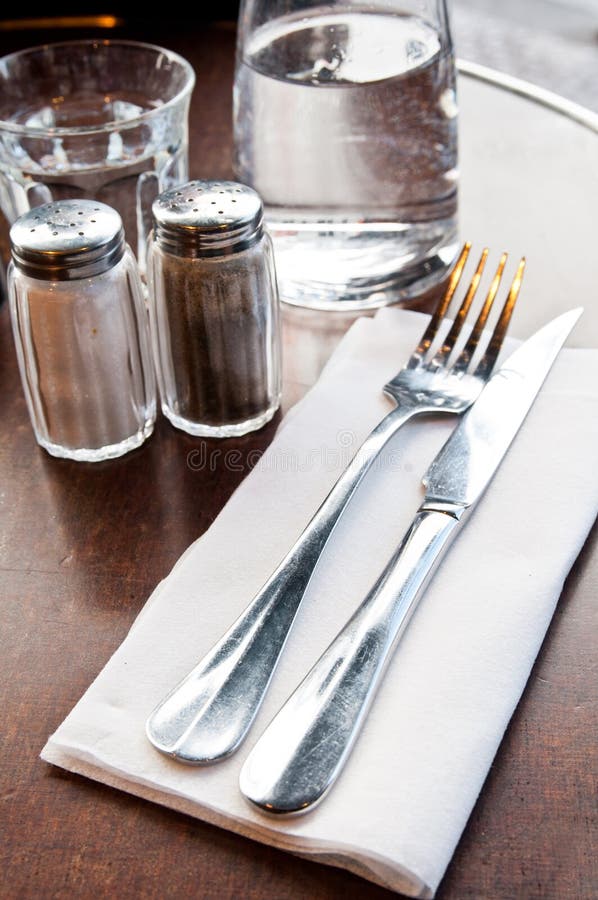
[474,257,526,379]
[452,251,508,373]
[407,241,471,368]
[430,247,489,365]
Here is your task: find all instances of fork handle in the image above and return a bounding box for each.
[146,403,418,763]
[239,504,463,814]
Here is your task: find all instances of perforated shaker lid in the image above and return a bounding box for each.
[151,180,264,258]
[10,200,125,281]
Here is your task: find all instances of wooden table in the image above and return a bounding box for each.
[1,20,596,900]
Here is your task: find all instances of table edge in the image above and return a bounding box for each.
[457,58,598,134]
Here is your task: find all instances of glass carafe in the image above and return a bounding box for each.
[234,0,458,310]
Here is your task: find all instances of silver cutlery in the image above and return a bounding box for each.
[239,308,582,814]
[146,244,525,764]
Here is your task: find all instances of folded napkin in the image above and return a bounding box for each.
[42,308,598,898]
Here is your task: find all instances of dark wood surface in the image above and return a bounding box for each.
[1,20,596,900]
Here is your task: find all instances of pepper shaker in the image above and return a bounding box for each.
[8,200,156,461]
[147,180,282,437]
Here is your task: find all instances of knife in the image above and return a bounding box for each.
[239,308,582,815]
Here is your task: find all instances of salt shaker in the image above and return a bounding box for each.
[147,180,282,437]
[8,200,156,461]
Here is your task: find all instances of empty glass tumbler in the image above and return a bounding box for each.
[8,200,156,461]
[234,0,458,309]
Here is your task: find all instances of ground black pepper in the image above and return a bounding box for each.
[148,180,281,438]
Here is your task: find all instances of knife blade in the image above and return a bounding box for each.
[239,308,583,815]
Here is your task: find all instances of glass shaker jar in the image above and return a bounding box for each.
[147,180,282,437]
[8,199,156,461]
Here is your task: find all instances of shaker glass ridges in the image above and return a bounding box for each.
[234,0,458,309]
[147,180,282,437]
[8,200,156,461]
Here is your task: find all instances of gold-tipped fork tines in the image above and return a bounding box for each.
[384,242,525,407]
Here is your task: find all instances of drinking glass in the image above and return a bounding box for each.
[0,39,195,272]
[234,0,458,309]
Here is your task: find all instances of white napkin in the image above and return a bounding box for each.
[42,308,598,898]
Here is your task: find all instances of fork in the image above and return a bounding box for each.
[146,243,525,764]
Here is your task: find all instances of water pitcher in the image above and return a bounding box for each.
[234,0,458,309]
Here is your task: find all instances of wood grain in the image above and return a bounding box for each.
[0,19,596,900]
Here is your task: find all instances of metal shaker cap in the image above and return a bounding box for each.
[10,200,125,281]
[151,180,264,258]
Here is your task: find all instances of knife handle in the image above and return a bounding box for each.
[239,505,463,814]
[146,404,417,764]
